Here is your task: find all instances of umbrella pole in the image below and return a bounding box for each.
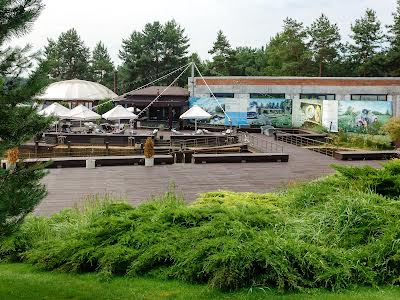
[195,119,197,131]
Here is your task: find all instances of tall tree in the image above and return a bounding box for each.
[0,0,51,236]
[230,47,268,76]
[91,41,115,90]
[387,0,400,76]
[208,30,235,76]
[308,14,341,77]
[42,28,91,80]
[265,18,314,76]
[119,20,189,90]
[349,9,384,76]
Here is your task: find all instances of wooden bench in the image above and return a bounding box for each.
[334,151,399,161]
[11,155,174,169]
[192,153,289,164]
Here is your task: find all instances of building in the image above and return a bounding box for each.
[116,86,189,127]
[189,76,400,116]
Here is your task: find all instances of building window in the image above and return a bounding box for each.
[212,93,234,98]
[300,93,336,100]
[250,93,286,99]
[351,94,387,101]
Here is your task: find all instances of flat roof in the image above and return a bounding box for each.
[194,77,400,87]
[119,86,189,98]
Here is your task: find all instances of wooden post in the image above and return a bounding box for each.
[67,141,71,157]
[105,142,110,156]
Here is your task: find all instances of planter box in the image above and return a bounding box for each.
[145,157,154,167]
[86,159,96,169]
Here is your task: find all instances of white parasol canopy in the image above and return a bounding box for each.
[67,104,101,121]
[38,102,71,119]
[102,105,138,121]
[180,105,212,131]
[36,79,118,101]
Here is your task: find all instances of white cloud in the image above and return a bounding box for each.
[8,0,397,65]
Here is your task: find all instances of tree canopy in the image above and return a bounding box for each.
[91,41,115,90]
[308,14,341,76]
[42,28,91,80]
[0,0,50,236]
[349,9,385,76]
[119,20,189,92]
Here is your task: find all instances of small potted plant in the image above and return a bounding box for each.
[144,137,155,167]
[6,148,19,170]
[382,117,400,149]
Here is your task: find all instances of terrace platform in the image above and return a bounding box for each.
[35,134,382,216]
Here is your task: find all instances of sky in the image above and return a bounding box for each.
[9,0,397,66]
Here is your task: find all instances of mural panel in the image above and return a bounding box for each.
[189,97,292,127]
[292,99,323,127]
[338,101,393,132]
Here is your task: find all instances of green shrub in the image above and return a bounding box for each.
[382,117,400,142]
[331,131,393,150]
[332,159,400,199]
[2,161,400,291]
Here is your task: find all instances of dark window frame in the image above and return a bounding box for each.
[351,94,388,101]
[250,93,286,99]
[211,93,235,98]
[300,93,336,100]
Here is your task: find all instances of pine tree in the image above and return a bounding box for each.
[308,14,341,77]
[349,9,384,76]
[265,18,313,76]
[387,0,400,76]
[0,0,51,236]
[42,28,91,80]
[208,30,234,76]
[119,20,189,90]
[231,47,268,76]
[91,41,115,90]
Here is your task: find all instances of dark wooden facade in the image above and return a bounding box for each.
[116,86,189,127]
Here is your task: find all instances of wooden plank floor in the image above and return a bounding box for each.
[36,135,382,216]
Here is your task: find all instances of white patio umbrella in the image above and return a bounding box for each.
[38,103,71,132]
[38,102,71,118]
[102,105,138,126]
[180,105,212,131]
[67,104,101,128]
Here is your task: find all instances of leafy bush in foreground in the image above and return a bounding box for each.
[1,161,400,291]
[332,159,400,199]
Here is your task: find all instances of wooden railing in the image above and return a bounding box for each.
[239,133,284,153]
[277,134,338,157]
[171,136,238,149]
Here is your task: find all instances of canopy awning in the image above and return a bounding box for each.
[180,105,212,120]
[38,103,71,119]
[102,105,138,121]
[36,79,118,101]
[67,104,101,121]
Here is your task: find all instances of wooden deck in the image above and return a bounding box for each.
[36,134,382,216]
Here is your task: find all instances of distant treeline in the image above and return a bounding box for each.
[38,1,400,93]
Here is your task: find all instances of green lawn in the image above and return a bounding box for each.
[1,264,400,300]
